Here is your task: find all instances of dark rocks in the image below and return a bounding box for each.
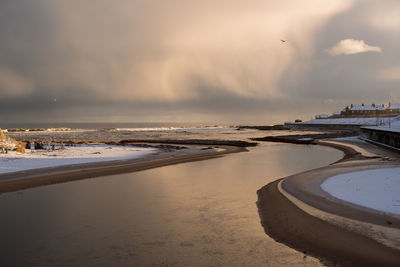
[119,139,258,147]
[252,132,357,145]
[237,125,289,131]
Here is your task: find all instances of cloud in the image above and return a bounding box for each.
[0,66,34,97]
[328,39,382,55]
[0,0,353,103]
[364,1,400,31]
[378,65,400,81]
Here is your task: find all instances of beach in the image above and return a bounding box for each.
[3,0,400,265]
[0,128,399,266]
[0,143,246,194]
[257,137,400,266]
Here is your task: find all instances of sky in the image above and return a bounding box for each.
[0,0,399,124]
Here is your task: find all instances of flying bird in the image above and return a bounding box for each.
[281,39,287,43]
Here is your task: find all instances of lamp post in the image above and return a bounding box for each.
[389,102,391,128]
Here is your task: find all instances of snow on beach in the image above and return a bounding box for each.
[363,117,400,133]
[0,144,156,174]
[321,168,400,215]
[3,128,94,133]
[324,138,377,157]
[302,116,400,126]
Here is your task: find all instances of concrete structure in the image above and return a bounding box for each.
[360,127,400,150]
[286,122,362,131]
[315,114,329,119]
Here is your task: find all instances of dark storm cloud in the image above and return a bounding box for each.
[4,0,399,123]
[280,0,400,116]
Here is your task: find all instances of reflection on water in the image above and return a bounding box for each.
[0,143,342,266]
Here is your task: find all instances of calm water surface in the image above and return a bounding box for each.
[0,143,342,266]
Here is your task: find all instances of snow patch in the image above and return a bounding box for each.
[322,140,376,157]
[321,168,400,215]
[303,117,396,125]
[0,144,156,174]
[362,114,400,132]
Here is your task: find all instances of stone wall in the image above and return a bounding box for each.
[360,128,400,149]
[286,123,361,131]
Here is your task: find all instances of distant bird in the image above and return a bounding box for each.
[281,39,287,43]
[53,98,57,102]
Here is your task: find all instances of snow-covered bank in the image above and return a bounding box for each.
[323,138,377,157]
[0,144,156,174]
[321,168,400,215]
[363,117,400,133]
[302,116,400,126]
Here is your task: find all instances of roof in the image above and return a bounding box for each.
[315,114,329,118]
[349,105,385,111]
[389,104,400,109]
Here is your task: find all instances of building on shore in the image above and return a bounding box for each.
[321,103,400,119]
[388,104,400,114]
[340,103,385,117]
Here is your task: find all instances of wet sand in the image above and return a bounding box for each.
[0,145,246,194]
[257,139,400,266]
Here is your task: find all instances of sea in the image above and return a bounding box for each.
[2,122,286,142]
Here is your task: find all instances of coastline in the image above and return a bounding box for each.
[2,131,399,265]
[0,145,246,194]
[257,138,400,266]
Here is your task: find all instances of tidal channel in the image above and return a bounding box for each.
[0,143,342,266]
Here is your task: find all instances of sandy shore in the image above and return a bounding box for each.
[257,138,400,266]
[0,145,246,194]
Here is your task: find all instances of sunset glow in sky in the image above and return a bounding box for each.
[0,0,399,123]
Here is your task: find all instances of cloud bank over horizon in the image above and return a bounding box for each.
[0,0,353,102]
[0,0,399,123]
[378,65,400,81]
